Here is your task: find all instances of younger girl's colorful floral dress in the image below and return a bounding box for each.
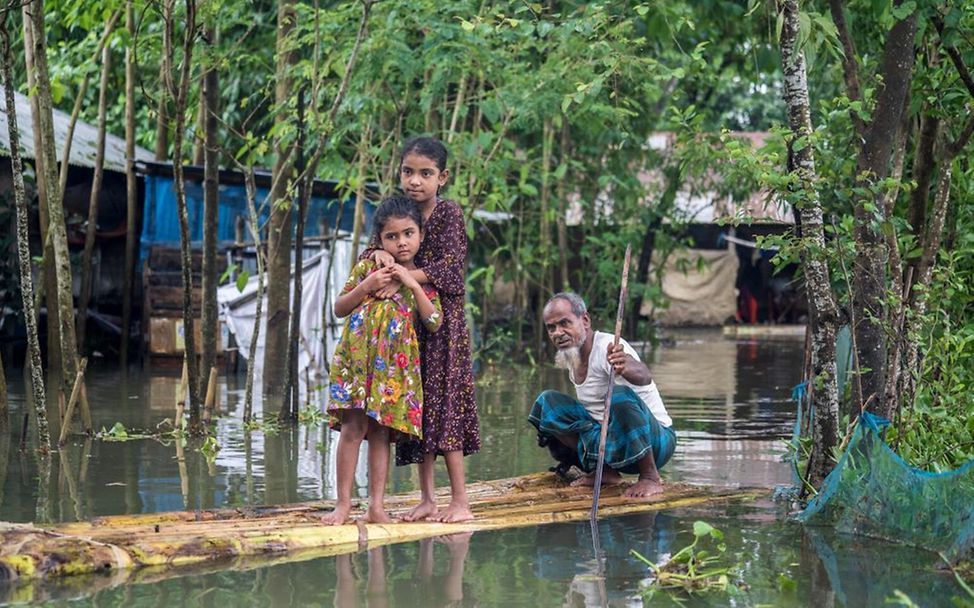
[327,259,442,439]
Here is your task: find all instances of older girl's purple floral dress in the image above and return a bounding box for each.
[327,259,442,439]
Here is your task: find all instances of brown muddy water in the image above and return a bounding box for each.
[0,329,968,606]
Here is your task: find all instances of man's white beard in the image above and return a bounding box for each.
[554,329,586,371]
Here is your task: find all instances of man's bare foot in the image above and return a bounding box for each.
[429,501,474,523]
[624,477,664,498]
[570,469,623,487]
[362,505,393,524]
[319,503,352,525]
[401,499,438,522]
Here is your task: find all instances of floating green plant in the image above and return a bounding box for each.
[633,521,738,596]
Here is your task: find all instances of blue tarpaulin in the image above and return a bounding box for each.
[139,171,370,263]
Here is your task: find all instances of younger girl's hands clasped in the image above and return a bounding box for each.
[371,251,403,298]
[361,265,397,294]
[390,264,420,291]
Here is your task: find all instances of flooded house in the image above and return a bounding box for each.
[135,161,364,364]
[0,90,154,360]
[1,90,367,366]
[636,132,803,328]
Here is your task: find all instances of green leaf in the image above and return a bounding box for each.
[891,1,916,21]
[693,521,714,538]
[220,264,238,285]
[236,270,251,293]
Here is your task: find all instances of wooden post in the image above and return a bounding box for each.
[78,380,93,434]
[58,358,88,445]
[120,0,138,365]
[175,356,188,431]
[203,366,217,425]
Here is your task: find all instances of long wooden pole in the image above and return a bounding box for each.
[590,244,631,522]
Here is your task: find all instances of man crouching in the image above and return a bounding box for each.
[530,292,676,497]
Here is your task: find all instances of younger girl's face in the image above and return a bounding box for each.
[400,152,448,205]
[380,216,422,264]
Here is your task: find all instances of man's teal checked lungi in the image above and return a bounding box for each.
[528,385,676,474]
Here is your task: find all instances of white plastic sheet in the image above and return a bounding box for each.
[217,237,358,388]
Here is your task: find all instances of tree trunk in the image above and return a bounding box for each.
[556,119,570,291]
[241,169,264,424]
[199,24,220,403]
[906,113,939,259]
[631,164,681,337]
[22,0,84,404]
[155,59,169,161]
[536,119,553,359]
[120,0,137,365]
[2,14,49,451]
[19,5,60,380]
[281,89,307,422]
[0,350,5,423]
[779,0,841,489]
[262,0,297,403]
[162,0,200,422]
[349,126,370,267]
[849,6,917,417]
[77,46,112,352]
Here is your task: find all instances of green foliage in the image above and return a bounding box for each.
[198,434,221,463]
[888,199,974,471]
[95,421,156,441]
[298,403,324,427]
[244,417,280,435]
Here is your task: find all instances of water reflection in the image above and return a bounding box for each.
[334,534,473,608]
[537,512,675,607]
[0,504,968,606]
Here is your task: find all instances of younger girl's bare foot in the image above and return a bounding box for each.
[401,499,438,522]
[429,501,474,523]
[363,505,393,524]
[570,469,623,487]
[319,503,352,525]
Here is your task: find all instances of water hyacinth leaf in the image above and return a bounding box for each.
[693,520,714,538]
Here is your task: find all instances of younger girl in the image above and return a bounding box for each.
[321,195,442,525]
[368,137,481,523]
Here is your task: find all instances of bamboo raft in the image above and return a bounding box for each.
[0,473,762,587]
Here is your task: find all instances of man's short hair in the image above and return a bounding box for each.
[546,292,587,317]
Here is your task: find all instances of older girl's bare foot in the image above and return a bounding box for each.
[623,478,664,498]
[570,469,622,487]
[429,502,474,523]
[401,500,438,522]
[319,503,352,525]
[435,531,474,553]
[363,505,393,524]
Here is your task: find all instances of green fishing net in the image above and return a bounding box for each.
[795,408,974,563]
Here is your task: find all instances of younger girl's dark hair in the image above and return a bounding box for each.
[400,136,448,172]
[372,195,423,241]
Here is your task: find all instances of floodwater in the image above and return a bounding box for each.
[0,329,968,606]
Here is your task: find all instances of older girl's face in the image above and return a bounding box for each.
[400,152,448,206]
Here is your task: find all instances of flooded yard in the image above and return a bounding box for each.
[0,329,966,606]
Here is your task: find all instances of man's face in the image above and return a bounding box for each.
[543,299,590,351]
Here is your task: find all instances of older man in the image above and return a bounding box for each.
[530,292,676,497]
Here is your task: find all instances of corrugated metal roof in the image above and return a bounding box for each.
[0,90,154,173]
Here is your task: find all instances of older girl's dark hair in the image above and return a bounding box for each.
[372,195,423,240]
[400,136,448,172]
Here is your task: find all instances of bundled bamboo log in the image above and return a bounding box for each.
[0,473,762,585]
